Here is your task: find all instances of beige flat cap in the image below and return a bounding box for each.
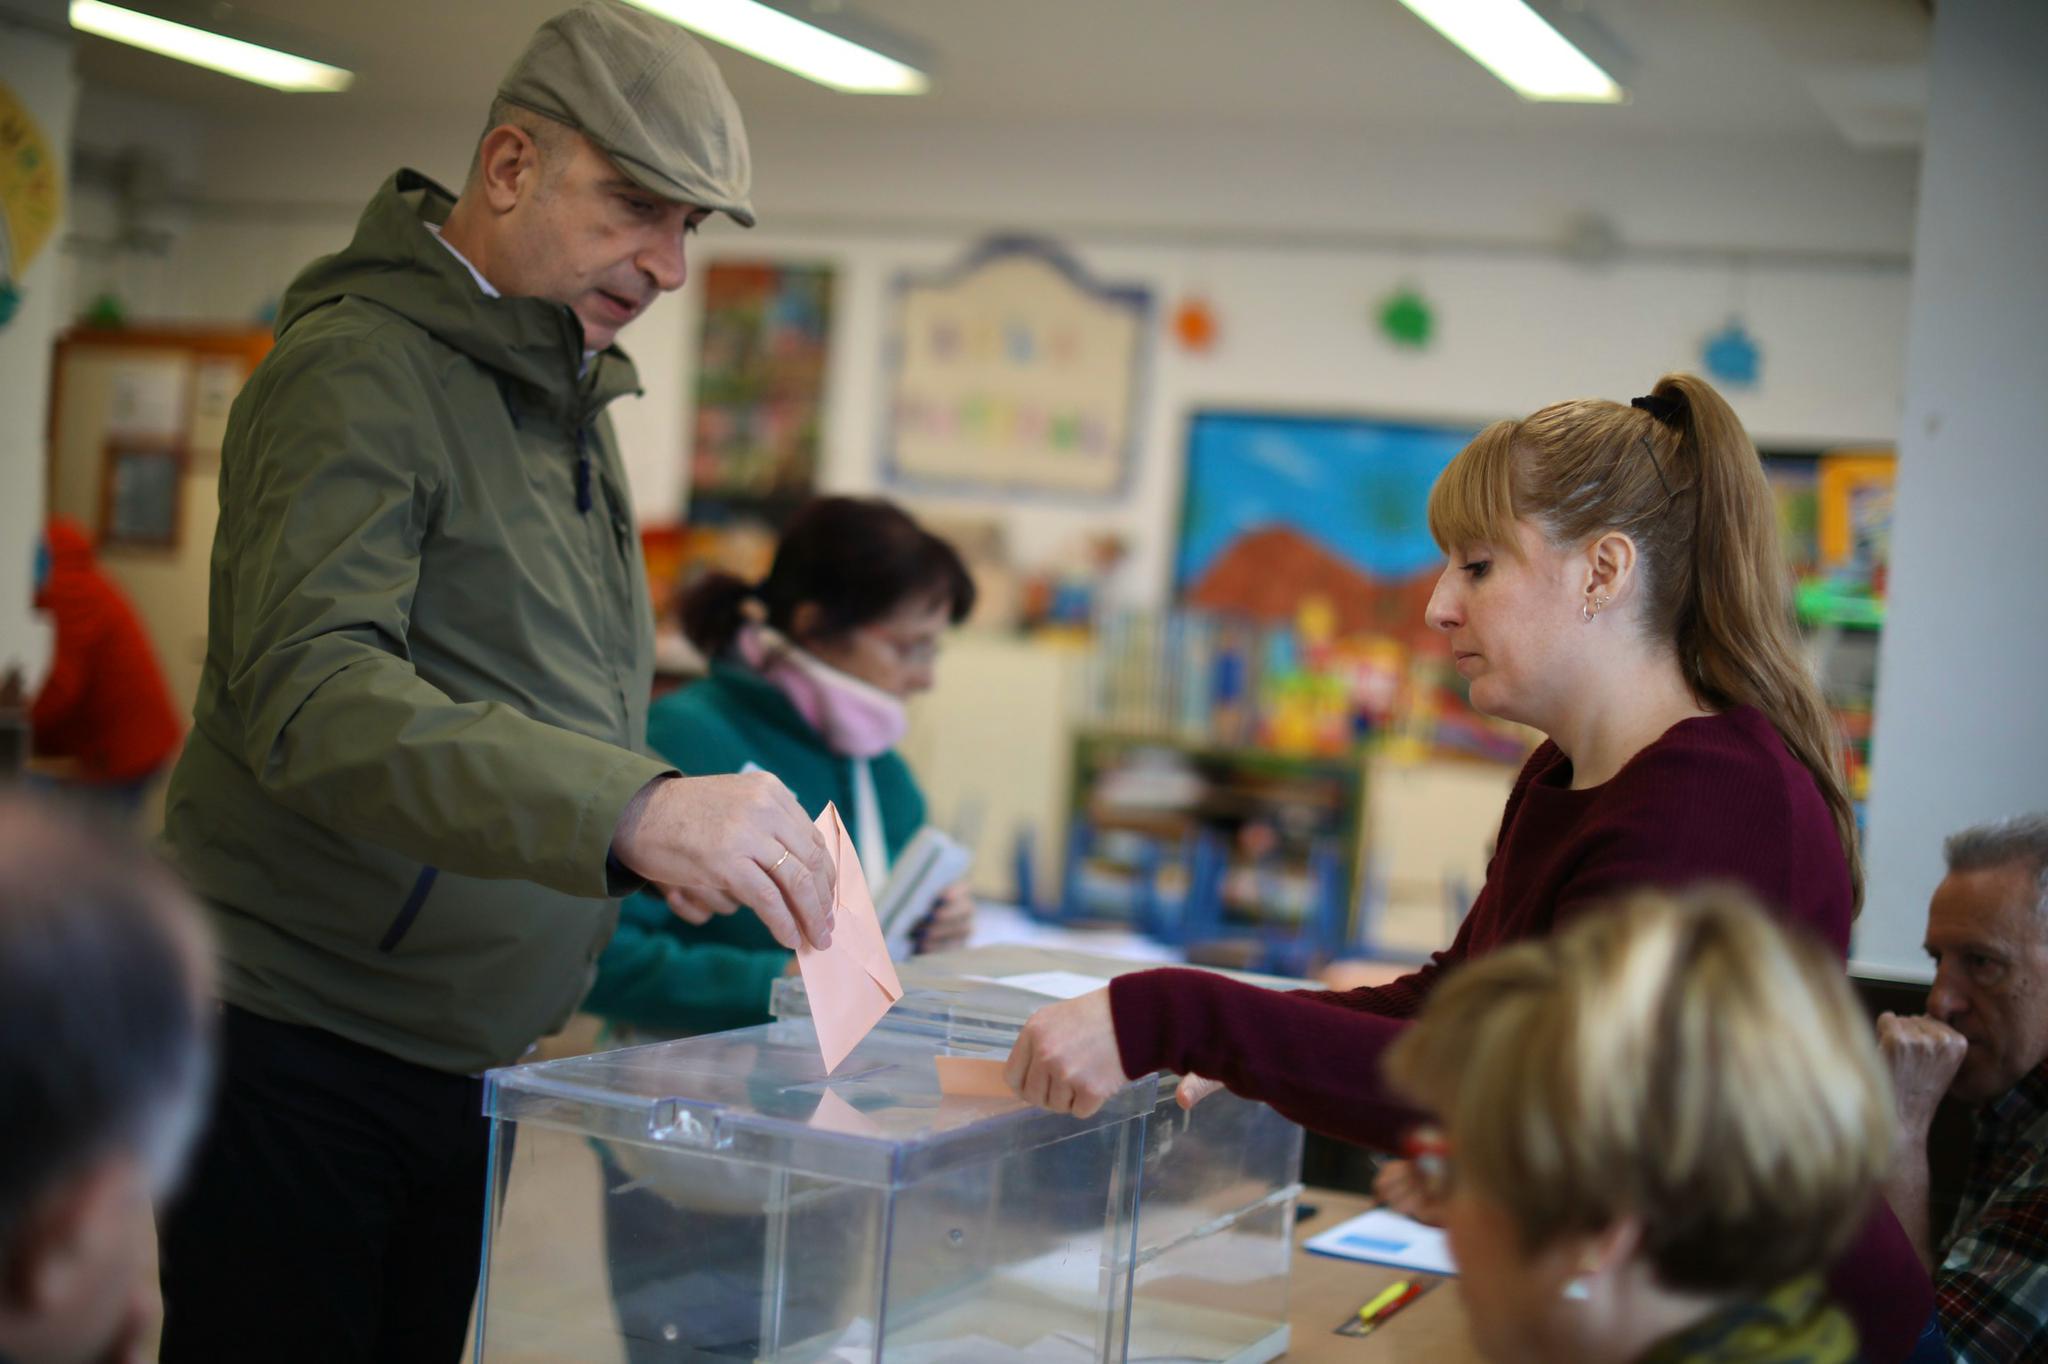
[497,0,755,226]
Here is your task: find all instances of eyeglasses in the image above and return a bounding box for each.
[862,628,941,669]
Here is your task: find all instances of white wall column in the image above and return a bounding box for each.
[1857,0,2048,975]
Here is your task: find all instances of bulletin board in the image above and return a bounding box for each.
[882,237,1151,500]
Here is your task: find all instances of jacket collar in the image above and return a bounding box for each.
[276,170,643,430]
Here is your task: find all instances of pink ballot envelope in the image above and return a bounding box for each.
[797,802,904,1073]
[934,1055,1012,1098]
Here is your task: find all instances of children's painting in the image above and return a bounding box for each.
[1175,411,1480,649]
[689,261,834,520]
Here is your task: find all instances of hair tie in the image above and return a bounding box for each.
[1631,393,1685,426]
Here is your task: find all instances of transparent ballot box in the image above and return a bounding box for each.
[476,983,1302,1362]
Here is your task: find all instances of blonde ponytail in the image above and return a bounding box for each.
[1651,375,1863,911]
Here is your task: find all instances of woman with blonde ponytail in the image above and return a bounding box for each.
[1006,375,1933,1361]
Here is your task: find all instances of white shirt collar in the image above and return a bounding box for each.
[426,222,499,298]
[428,222,598,372]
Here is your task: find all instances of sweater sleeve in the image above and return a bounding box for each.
[645,689,753,778]
[579,687,794,1033]
[581,890,789,1035]
[1289,888,1498,1018]
[1109,969,1429,1150]
[1828,1202,1938,1364]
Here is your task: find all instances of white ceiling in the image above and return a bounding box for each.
[73,0,1930,149]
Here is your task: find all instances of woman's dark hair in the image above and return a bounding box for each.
[680,496,976,657]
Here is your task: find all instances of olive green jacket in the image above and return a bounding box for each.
[164,170,673,1073]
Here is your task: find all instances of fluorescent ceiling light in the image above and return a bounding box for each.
[1397,0,1622,103]
[626,0,929,96]
[70,0,353,92]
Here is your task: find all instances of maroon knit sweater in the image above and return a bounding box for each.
[1108,706,1930,1363]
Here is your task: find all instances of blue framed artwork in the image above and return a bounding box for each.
[1175,410,1482,645]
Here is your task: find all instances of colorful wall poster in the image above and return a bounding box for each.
[689,261,834,517]
[1175,410,1479,649]
[884,237,1151,499]
[0,77,61,328]
[1817,451,1896,591]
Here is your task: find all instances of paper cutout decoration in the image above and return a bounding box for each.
[1172,296,1218,353]
[1703,318,1761,387]
[1377,288,1433,350]
[934,1055,1012,1098]
[796,802,904,1072]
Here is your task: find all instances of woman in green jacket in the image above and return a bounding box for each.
[583,495,978,1040]
[586,496,977,1360]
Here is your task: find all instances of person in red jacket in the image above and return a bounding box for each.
[30,518,183,808]
[1005,374,1935,1363]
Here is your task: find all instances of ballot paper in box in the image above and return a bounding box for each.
[473,946,1306,1363]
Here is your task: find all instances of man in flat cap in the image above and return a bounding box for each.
[156,5,835,1358]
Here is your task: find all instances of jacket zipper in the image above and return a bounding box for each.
[378,865,441,952]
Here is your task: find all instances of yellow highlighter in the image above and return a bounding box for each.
[1357,1280,1412,1323]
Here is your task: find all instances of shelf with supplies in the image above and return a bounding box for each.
[1061,728,1368,971]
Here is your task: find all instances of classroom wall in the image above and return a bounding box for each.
[0,2,74,689]
[1857,0,2048,979]
[62,87,1917,607]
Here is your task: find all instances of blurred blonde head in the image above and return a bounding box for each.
[1386,888,1893,1299]
[1426,374,1862,911]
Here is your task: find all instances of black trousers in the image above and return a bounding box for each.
[158,1005,489,1363]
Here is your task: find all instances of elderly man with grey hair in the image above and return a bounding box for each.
[1878,813,2048,1363]
[0,794,214,1364]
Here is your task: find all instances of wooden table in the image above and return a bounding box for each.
[1285,1188,1479,1362]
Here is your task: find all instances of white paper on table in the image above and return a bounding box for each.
[962,970,1110,1001]
[1303,1207,1458,1276]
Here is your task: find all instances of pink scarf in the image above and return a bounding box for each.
[737,625,908,759]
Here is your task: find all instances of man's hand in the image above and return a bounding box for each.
[1005,989,1128,1119]
[1877,1012,1964,1271]
[1175,1074,1225,1110]
[1877,1012,1968,1139]
[612,773,837,951]
[914,881,976,954]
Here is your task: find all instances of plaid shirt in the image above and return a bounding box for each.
[1938,1057,2048,1362]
